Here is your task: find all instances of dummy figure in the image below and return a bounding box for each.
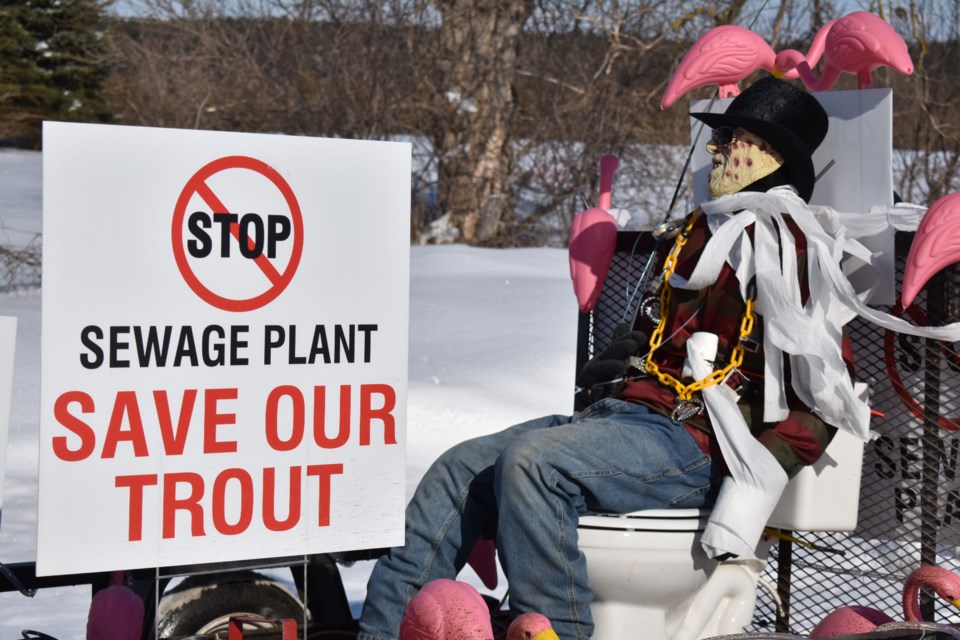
[357,77,844,640]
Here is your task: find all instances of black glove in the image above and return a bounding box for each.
[576,329,648,407]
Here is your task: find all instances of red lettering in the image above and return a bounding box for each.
[307,464,343,526]
[360,384,397,445]
[115,474,158,541]
[204,388,237,454]
[52,391,96,461]
[154,389,198,455]
[102,391,149,459]
[119,465,340,540]
[265,385,304,451]
[263,466,301,531]
[313,385,350,449]
[163,472,205,538]
[212,468,253,535]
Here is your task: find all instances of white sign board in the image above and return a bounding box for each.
[38,122,410,576]
[0,316,16,523]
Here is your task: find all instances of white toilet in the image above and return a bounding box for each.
[578,426,865,640]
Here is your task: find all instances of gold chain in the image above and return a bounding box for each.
[644,210,756,401]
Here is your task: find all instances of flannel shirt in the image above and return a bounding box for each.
[619,211,850,477]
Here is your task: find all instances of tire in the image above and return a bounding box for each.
[156,570,306,639]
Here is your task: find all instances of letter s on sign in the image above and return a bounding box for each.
[53,391,96,461]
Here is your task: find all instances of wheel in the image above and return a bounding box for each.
[156,570,306,638]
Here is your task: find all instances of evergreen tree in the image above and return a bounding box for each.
[0,0,113,148]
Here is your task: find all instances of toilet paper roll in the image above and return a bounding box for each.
[681,331,718,379]
[684,331,788,559]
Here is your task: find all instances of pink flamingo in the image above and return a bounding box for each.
[771,19,835,81]
[399,579,494,640]
[809,565,960,638]
[86,571,144,640]
[774,11,913,91]
[661,25,798,109]
[569,155,619,312]
[399,579,558,640]
[902,192,960,308]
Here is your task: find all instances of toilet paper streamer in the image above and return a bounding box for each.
[672,188,960,445]
[672,188,944,557]
[685,332,789,559]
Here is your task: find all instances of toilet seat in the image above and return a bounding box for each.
[578,508,708,532]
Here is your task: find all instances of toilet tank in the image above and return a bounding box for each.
[766,426,864,531]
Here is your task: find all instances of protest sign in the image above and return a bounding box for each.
[38,123,410,575]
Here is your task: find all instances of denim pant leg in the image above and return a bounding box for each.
[494,399,715,640]
[357,412,572,640]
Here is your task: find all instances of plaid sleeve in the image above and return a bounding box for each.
[758,411,838,478]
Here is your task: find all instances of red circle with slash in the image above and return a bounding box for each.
[171,156,304,312]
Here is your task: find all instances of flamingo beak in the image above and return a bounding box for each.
[532,631,560,640]
[951,598,960,609]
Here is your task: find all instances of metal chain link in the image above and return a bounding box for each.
[644,209,756,401]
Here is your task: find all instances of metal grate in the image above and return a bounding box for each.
[580,230,960,634]
[0,240,42,292]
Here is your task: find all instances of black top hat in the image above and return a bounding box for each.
[690,77,828,202]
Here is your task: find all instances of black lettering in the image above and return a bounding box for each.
[335,325,354,363]
[134,326,172,367]
[213,212,238,257]
[872,435,896,479]
[202,325,226,367]
[944,489,960,526]
[310,325,330,364]
[947,437,960,481]
[358,324,377,363]
[895,486,918,524]
[231,326,249,365]
[264,325,284,366]
[80,325,104,369]
[110,326,131,368]
[267,215,291,258]
[187,211,212,258]
[174,328,199,367]
[935,436,960,481]
[900,436,921,481]
[238,213,264,259]
[288,325,306,365]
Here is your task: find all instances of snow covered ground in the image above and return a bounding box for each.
[0,149,579,637]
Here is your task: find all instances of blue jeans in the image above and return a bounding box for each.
[357,399,717,640]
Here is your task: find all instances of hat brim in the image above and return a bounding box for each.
[691,111,816,202]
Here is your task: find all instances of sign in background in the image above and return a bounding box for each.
[38,122,410,576]
[0,316,15,523]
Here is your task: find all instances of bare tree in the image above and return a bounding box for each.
[428,0,534,243]
[888,1,960,205]
[100,0,960,246]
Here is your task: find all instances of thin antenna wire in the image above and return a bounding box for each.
[663,102,716,223]
[815,159,836,182]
